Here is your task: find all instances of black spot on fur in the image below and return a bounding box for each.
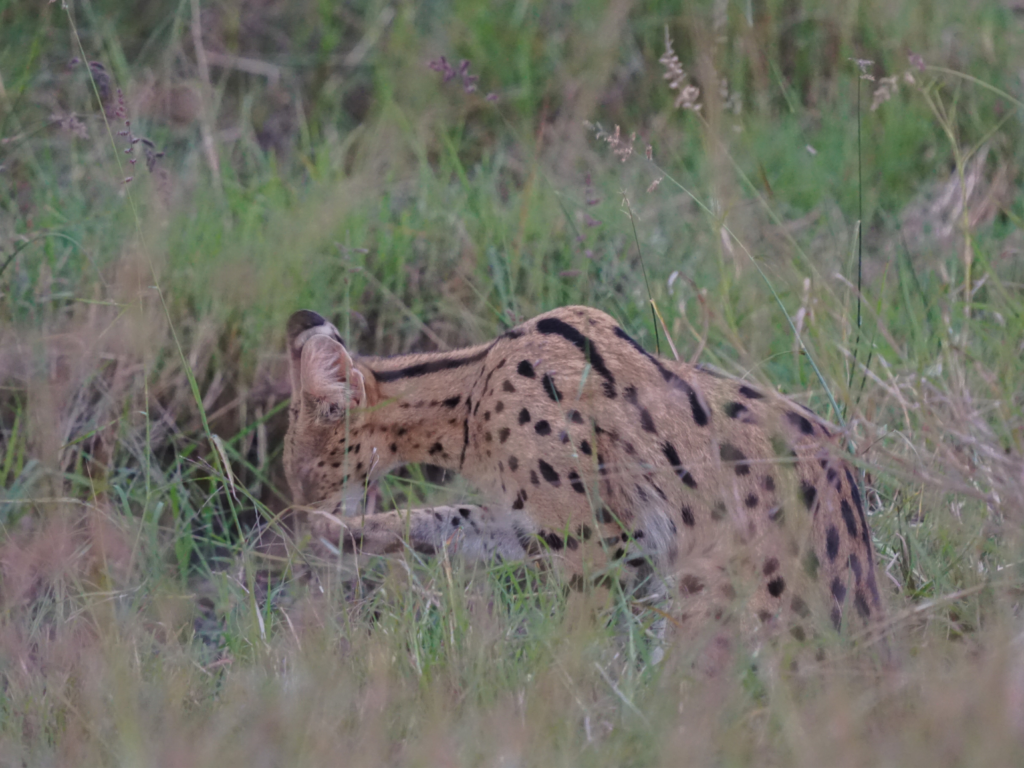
[786,410,815,435]
[511,492,525,510]
[745,493,759,508]
[530,470,539,485]
[830,606,842,631]
[683,384,710,426]
[801,481,817,510]
[680,505,696,527]
[790,625,807,642]
[846,468,873,551]
[543,532,564,550]
[846,468,864,514]
[502,380,515,393]
[767,577,786,597]
[428,442,444,456]
[568,410,585,424]
[516,529,541,556]
[576,524,593,541]
[538,460,560,486]
[662,442,697,488]
[498,427,510,443]
[495,401,505,413]
[724,401,748,419]
[459,419,470,468]
[831,577,847,604]
[534,420,551,436]
[854,591,871,619]
[537,317,617,398]
[442,395,461,409]
[763,557,780,576]
[597,507,615,524]
[720,443,750,475]
[623,385,638,405]
[738,385,764,399]
[508,456,518,472]
[826,526,840,561]
[518,408,531,425]
[542,373,562,402]
[612,326,701,416]
[849,552,863,583]
[580,440,592,456]
[840,499,858,538]
[639,408,656,433]
[568,471,585,494]
[763,475,776,493]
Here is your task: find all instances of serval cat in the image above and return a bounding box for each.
[284,305,884,654]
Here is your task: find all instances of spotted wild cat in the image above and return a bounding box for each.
[284,305,884,646]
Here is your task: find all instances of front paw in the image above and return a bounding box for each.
[308,509,344,555]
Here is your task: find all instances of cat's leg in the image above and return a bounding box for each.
[308,504,532,563]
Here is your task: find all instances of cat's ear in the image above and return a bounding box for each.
[287,310,344,355]
[287,310,365,422]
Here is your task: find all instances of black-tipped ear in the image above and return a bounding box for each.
[287,310,345,348]
[288,310,328,343]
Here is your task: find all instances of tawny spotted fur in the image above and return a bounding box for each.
[284,306,883,643]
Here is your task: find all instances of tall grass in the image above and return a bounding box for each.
[1,0,1023,763]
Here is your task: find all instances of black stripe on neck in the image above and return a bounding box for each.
[370,345,492,382]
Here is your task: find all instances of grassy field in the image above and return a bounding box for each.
[2,0,1024,763]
